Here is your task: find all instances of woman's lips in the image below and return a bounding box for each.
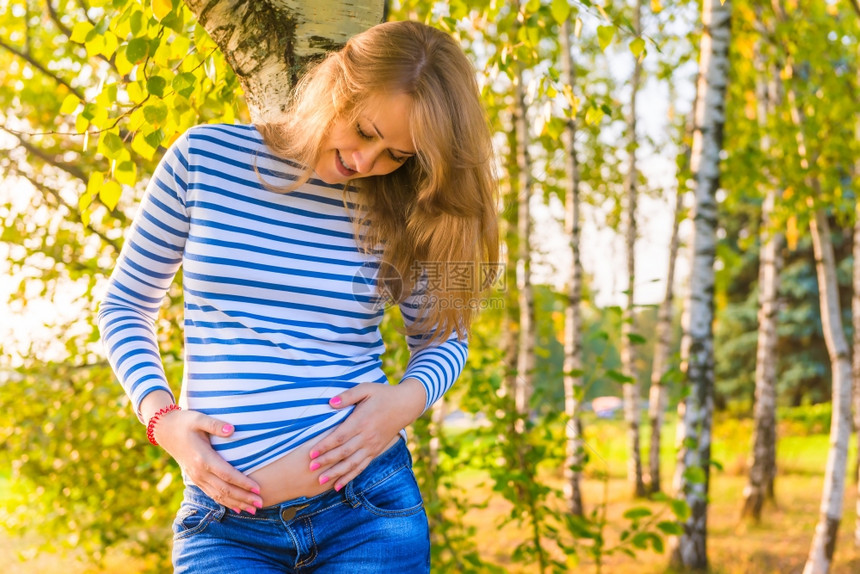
[336,151,356,176]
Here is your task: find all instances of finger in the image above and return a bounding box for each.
[321,450,372,492]
[309,418,359,461]
[199,475,262,514]
[328,383,372,409]
[190,453,263,512]
[194,412,237,439]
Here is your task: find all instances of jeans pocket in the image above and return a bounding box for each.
[357,465,425,518]
[172,502,218,540]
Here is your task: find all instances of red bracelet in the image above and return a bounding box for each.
[146,404,182,446]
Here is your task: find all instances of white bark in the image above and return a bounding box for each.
[784,64,853,574]
[742,49,782,522]
[648,169,682,495]
[853,61,860,550]
[803,208,853,574]
[621,0,646,499]
[514,66,535,424]
[560,16,584,517]
[183,0,385,123]
[669,0,730,570]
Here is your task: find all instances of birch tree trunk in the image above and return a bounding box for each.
[803,207,853,574]
[647,161,683,495]
[514,64,535,425]
[668,0,731,570]
[741,50,782,523]
[852,16,860,547]
[621,0,646,499]
[783,72,854,574]
[560,16,584,517]
[183,0,385,123]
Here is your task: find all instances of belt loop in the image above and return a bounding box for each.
[343,480,360,508]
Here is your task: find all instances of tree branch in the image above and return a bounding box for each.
[4,127,89,182]
[20,170,121,253]
[849,0,860,19]
[45,0,73,39]
[0,38,84,100]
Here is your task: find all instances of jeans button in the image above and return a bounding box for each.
[281,507,297,521]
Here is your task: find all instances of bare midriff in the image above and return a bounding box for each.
[247,428,400,507]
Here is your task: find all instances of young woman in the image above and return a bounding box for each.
[99,20,498,573]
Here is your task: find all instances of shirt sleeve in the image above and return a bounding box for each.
[97,132,192,420]
[397,286,469,413]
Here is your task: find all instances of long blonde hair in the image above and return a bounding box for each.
[257,20,499,344]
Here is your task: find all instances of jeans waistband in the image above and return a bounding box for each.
[181,437,412,520]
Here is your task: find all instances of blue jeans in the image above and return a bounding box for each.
[172,439,430,573]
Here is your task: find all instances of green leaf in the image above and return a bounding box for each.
[656,521,684,536]
[670,497,691,521]
[622,507,652,520]
[526,0,541,13]
[627,332,647,345]
[606,369,635,384]
[143,102,168,126]
[60,94,81,115]
[551,0,571,24]
[631,531,650,549]
[70,21,94,43]
[99,131,124,159]
[651,534,664,553]
[147,76,167,98]
[172,72,196,98]
[126,38,149,64]
[630,37,646,59]
[683,465,707,484]
[144,128,166,149]
[597,25,615,51]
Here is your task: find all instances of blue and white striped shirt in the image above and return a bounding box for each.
[98,124,467,474]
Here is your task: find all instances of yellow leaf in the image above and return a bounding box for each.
[152,0,173,22]
[70,21,94,44]
[60,94,81,115]
[75,114,89,134]
[132,132,157,161]
[85,35,105,59]
[786,215,799,251]
[102,31,119,59]
[116,47,134,77]
[86,171,104,198]
[100,180,122,211]
[651,0,663,12]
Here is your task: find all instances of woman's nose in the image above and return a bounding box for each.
[352,145,381,174]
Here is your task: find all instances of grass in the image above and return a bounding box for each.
[2,414,860,573]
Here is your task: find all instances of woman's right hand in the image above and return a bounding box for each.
[143,393,263,514]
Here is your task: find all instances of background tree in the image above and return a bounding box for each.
[669,0,731,570]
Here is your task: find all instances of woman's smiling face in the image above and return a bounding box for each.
[314,92,417,184]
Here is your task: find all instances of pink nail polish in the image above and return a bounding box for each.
[330,396,342,406]
[310,450,320,459]
[310,461,320,471]
[222,424,234,434]
[319,475,329,485]
[233,508,241,514]
[251,487,260,495]
[248,507,256,515]
[334,484,342,492]
[253,500,262,509]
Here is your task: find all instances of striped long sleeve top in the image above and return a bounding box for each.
[97,124,467,475]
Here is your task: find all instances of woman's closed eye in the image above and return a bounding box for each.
[356,124,408,163]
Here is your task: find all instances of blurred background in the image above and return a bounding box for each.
[1,0,859,572]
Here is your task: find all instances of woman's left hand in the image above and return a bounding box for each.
[307,379,426,491]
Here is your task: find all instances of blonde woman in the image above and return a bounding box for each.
[99,20,498,573]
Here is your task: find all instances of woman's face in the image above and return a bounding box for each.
[314,92,417,184]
